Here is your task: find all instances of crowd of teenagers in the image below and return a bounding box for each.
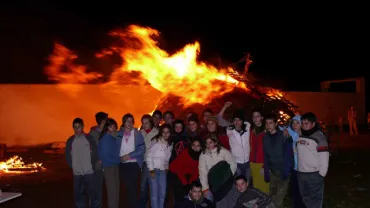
[66,101,329,208]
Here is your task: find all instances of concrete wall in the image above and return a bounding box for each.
[0,84,161,146]
[283,92,366,124]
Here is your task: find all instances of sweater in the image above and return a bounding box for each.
[233,187,273,208]
[65,133,98,174]
[169,147,200,185]
[170,131,189,163]
[98,133,121,168]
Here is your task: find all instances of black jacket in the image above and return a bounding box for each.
[176,197,214,208]
[233,188,273,208]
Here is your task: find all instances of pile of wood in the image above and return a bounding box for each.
[156,55,298,124]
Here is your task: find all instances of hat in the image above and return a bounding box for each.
[232,109,245,121]
[206,116,218,123]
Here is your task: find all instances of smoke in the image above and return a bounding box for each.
[0,84,161,146]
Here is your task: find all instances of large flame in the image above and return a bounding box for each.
[0,155,44,174]
[44,24,287,119]
[96,25,244,106]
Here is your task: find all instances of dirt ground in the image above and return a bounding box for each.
[1,132,370,208]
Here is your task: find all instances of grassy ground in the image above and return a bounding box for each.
[1,133,370,207]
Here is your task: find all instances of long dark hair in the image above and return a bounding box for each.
[202,132,221,155]
[151,124,173,146]
[99,118,118,140]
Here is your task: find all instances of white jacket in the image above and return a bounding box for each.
[140,128,159,161]
[227,122,251,164]
[199,147,237,191]
[146,139,173,171]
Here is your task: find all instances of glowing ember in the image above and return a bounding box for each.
[0,155,44,174]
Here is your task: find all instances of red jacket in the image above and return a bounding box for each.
[169,148,199,185]
[249,128,265,163]
[219,134,230,150]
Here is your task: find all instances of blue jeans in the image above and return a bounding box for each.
[236,162,251,182]
[139,162,150,208]
[73,174,98,208]
[148,169,167,208]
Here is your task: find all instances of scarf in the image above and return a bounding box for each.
[253,125,264,135]
[301,124,319,137]
[188,147,201,161]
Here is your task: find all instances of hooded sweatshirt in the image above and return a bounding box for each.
[279,115,301,170]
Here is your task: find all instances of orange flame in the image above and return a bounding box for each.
[96,25,243,106]
[45,43,103,95]
[265,88,283,100]
[0,155,45,174]
[44,25,287,116]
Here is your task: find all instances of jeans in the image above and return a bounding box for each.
[139,162,150,208]
[73,174,98,208]
[236,162,251,182]
[148,169,167,208]
[119,162,140,208]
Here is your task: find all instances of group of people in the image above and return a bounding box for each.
[65,101,329,208]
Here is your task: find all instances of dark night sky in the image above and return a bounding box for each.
[0,5,368,92]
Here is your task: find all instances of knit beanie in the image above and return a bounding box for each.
[232,109,245,121]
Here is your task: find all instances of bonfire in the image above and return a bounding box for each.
[44,25,297,125]
[0,155,44,174]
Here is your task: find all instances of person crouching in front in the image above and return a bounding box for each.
[175,181,214,208]
[234,175,275,208]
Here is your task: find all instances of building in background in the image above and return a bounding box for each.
[284,77,366,125]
